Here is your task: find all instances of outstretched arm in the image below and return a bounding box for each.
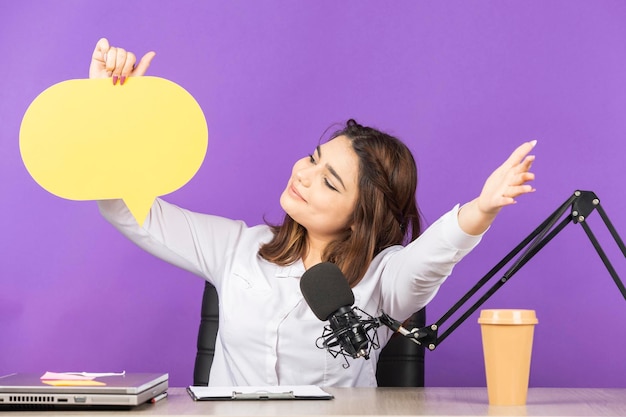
[458,140,537,236]
[379,140,537,319]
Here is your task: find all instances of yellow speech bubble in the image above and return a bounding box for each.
[19,76,208,225]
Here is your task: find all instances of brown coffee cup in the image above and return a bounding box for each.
[478,309,538,406]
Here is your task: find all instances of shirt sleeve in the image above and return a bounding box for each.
[97,198,247,287]
[378,204,484,321]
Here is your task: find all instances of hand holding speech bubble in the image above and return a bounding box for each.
[19,76,208,225]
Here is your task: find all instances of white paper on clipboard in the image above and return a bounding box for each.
[187,385,333,400]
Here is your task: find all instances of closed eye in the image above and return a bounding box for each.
[310,146,342,192]
[324,178,338,192]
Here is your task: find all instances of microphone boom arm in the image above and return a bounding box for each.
[391,190,626,351]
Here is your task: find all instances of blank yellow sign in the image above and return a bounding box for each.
[19,76,208,225]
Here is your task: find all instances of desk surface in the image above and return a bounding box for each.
[4,387,626,416]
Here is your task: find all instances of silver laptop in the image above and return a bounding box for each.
[0,372,168,409]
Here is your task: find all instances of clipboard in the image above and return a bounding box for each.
[186,385,333,401]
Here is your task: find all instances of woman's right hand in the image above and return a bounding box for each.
[89,38,156,85]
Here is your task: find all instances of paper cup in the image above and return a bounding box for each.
[478,309,538,406]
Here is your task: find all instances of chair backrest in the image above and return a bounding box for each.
[193,281,425,387]
[374,309,426,387]
[193,282,219,386]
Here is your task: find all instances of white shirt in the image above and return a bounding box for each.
[98,198,482,387]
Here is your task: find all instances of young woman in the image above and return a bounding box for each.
[91,38,536,387]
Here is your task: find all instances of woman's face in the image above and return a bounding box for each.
[280,135,359,242]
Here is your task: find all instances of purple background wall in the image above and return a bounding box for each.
[1,1,625,388]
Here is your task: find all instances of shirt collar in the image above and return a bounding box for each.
[274,260,306,278]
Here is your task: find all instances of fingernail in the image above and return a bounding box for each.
[530,139,537,147]
[120,76,126,85]
[112,75,118,85]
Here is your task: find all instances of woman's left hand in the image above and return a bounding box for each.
[458,140,536,235]
[477,140,536,214]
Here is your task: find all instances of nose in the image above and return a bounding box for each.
[295,165,313,187]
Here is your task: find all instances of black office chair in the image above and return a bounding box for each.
[193,281,220,386]
[193,281,425,387]
[375,308,426,387]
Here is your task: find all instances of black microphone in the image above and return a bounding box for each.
[300,262,380,365]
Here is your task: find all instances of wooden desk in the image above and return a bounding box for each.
[4,387,626,416]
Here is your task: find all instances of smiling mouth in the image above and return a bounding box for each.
[290,183,307,202]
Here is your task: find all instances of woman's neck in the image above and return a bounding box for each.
[302,235,330,269]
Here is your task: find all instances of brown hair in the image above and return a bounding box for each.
[259,119,421,286]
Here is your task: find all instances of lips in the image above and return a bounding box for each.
[289,182,307,202]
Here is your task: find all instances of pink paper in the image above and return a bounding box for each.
[41,371,94,381]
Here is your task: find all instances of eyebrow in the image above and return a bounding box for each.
[316,145,347,191]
